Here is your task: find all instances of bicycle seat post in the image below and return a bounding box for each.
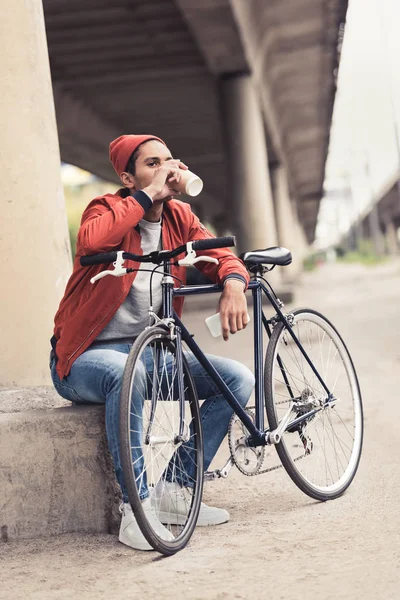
[252,278,265,434]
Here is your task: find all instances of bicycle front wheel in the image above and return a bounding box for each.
[119,325,203,555]
[265,308,363,501]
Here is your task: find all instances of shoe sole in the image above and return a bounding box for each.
[157,511,229,527]
[119,532,154,551]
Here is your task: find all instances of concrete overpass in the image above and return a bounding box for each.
[1,0,347,386]
[46,0,346,244]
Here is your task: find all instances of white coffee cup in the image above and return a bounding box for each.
[175,169,203,197]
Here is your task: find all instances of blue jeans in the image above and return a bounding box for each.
[50,341,254,502]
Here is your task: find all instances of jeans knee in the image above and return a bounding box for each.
[233,364,255,407]
[105,366,124,392]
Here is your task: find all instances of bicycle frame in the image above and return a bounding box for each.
[160,262,334,448]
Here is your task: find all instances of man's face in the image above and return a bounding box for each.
[128,140,176,201]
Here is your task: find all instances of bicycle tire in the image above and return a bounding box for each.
[119,325,204,555]
[264,308,363,501]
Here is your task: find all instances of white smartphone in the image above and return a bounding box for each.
[205,312,223,337]
[205,312,251,338]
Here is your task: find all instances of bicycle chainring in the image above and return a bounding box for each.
[228,409,265,476]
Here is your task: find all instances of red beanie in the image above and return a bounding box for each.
[109,134,166,176]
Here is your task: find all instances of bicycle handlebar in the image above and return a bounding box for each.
[80,252,119,266]
[191,236,235,251]
[80,236,236,267]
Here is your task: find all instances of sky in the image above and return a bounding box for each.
[316,0,400,246]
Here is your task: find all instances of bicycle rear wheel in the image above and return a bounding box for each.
[119,325,203,555]
[265,308,363,501]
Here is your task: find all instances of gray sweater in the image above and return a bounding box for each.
[96,218,162,342]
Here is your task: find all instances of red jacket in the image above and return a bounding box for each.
[53,189,249,379]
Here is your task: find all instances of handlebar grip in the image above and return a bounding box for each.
[80,252,118,266]
[191,236,236,252]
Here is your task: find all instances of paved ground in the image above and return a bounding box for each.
[1,259,399,600]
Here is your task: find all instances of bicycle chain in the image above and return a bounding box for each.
[251,453,305,476]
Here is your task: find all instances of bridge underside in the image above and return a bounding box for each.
[44,0,347,242]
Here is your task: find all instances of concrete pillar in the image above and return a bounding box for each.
[384,219,399,255]
[271,165,304,282]
[272,165,292,248]
[0,1,72,386]
[219,74,280,287]
[288,197,309,264]
[368,204,385,256]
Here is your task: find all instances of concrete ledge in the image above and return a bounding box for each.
[0,405,120,542]
[0,386,69,413]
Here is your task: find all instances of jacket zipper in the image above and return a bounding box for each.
[65,290,126,368]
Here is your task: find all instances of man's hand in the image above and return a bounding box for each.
[218,279,249,341]
[144,159,188,202]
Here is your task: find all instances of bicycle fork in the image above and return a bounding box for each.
[143,329,189,450]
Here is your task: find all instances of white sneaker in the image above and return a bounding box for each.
[152,480,229,527]
[119,499,174,551]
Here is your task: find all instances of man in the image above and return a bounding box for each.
[50,134,255,550]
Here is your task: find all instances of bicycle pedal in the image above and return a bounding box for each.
[300,433,313,455]
[204,470,220,481]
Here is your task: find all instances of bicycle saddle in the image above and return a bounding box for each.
[239,246,292,268]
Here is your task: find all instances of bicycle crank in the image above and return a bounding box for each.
[228,409,265,475]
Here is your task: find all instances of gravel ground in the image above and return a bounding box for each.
[1,259,399,600]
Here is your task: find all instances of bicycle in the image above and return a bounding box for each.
[80,236,363,555]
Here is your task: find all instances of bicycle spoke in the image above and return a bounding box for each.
[120,328,203,551]
[266,310,363,499]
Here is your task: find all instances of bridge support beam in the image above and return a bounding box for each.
[0,0,71,386]
[271,165,307,281]
[219,73,280,286]
[384,219,399,255]
[368,204,385,257]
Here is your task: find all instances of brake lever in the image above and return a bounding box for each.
[178,242,219,267]
[90,251,128,284]
[179,255,218,267]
